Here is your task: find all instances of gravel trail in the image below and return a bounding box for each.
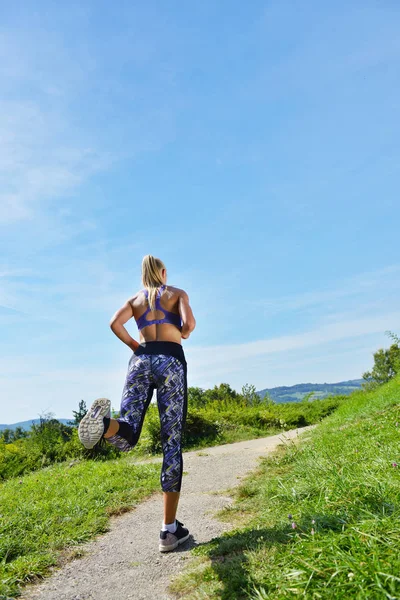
[21,426,315,600]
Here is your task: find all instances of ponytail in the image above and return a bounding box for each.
[141,255,166,310]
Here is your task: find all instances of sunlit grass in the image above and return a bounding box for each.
[169,376,400,599]
[0,389,360,597]
[0,456,160,598]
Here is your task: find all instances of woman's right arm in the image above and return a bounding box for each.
[179,291,196,339]
[109,300,140,351]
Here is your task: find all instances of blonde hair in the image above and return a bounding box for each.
[141,255,166,310]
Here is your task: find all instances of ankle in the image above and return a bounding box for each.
[162,520,177,533]
[103,417,110,436]
[103,418,121,439]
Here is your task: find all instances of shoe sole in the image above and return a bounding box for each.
[159,532,190,552]
[78,397,111,449]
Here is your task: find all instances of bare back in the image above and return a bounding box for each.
[130,285,186,344]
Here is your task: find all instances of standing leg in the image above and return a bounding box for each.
[153,355,187,523]
[163,491,181,525]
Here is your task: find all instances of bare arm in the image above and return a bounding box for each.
[179,291,196,339]
[109,300,140,351]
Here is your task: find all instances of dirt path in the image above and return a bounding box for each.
[21,426,315,600]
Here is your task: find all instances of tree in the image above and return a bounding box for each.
[241,383,264,406]
[30,412,74,460]
[386,330,400,346]
[261,391,275,407]
[188,387,206,408]
[69,400,88,426]
[0,426,28,443]
[362,333,400,389]
[203,383,239,404]
[0,428,13,443]
[13,426,28,440]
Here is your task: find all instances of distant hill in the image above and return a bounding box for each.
[257,379,363,404]
[0,418,71,432]
[1,379,364,428]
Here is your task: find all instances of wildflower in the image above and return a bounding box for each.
[291,522,297,529]
[311,528,315,535]
[288,514,293,520]
[311,519,315,524]
[392,462,398,468]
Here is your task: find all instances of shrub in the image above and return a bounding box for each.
[137,405,222,453]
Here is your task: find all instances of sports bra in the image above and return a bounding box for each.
[135,285,182,331]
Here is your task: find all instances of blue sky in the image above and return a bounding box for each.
[1,1,400,423]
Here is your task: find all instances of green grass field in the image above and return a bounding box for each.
[0,457,160,598]
[2,382,397,599]
[168,376,400,599]
[0,393,343,598]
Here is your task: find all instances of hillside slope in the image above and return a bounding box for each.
[170,375,400,599]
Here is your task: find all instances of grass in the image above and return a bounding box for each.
[168,376,400,600]
[0,456,160,598]
[0,393,358,598]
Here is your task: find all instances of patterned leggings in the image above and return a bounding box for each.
[106,342,187,493]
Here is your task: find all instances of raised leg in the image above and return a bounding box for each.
[104,419,120,438]
[105,354,154,452]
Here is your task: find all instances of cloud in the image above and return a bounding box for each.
[185,311,400,384]
[0,19,115,226]
[0,100,112,224]
[255,265,400,317]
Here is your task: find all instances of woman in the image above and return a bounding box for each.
[78,255,196,552]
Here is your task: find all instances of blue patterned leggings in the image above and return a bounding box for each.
[106,342,188,493]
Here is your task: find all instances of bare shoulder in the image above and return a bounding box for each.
[128,290,145,307]
[166,285,189,299]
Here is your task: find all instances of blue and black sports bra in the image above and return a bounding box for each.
[135,285,182,331]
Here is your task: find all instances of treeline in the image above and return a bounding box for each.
[0,384,342,482]
[0,426,29,444]
[1,331,398,483]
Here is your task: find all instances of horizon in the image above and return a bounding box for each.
[2,376,363,424]
[1,1,400,423]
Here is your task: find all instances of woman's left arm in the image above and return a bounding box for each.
[109,301,140,351]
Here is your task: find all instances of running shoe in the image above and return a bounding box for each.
[78,397,111,449]
[159,519,190,552]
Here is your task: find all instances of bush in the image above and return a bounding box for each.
[0,388,345,482]
[0,416,119,481]
[274,396,344,428]
[136,405,222,453]
[183,412,222,445]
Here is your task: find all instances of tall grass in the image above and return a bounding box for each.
[169,376,400,599]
